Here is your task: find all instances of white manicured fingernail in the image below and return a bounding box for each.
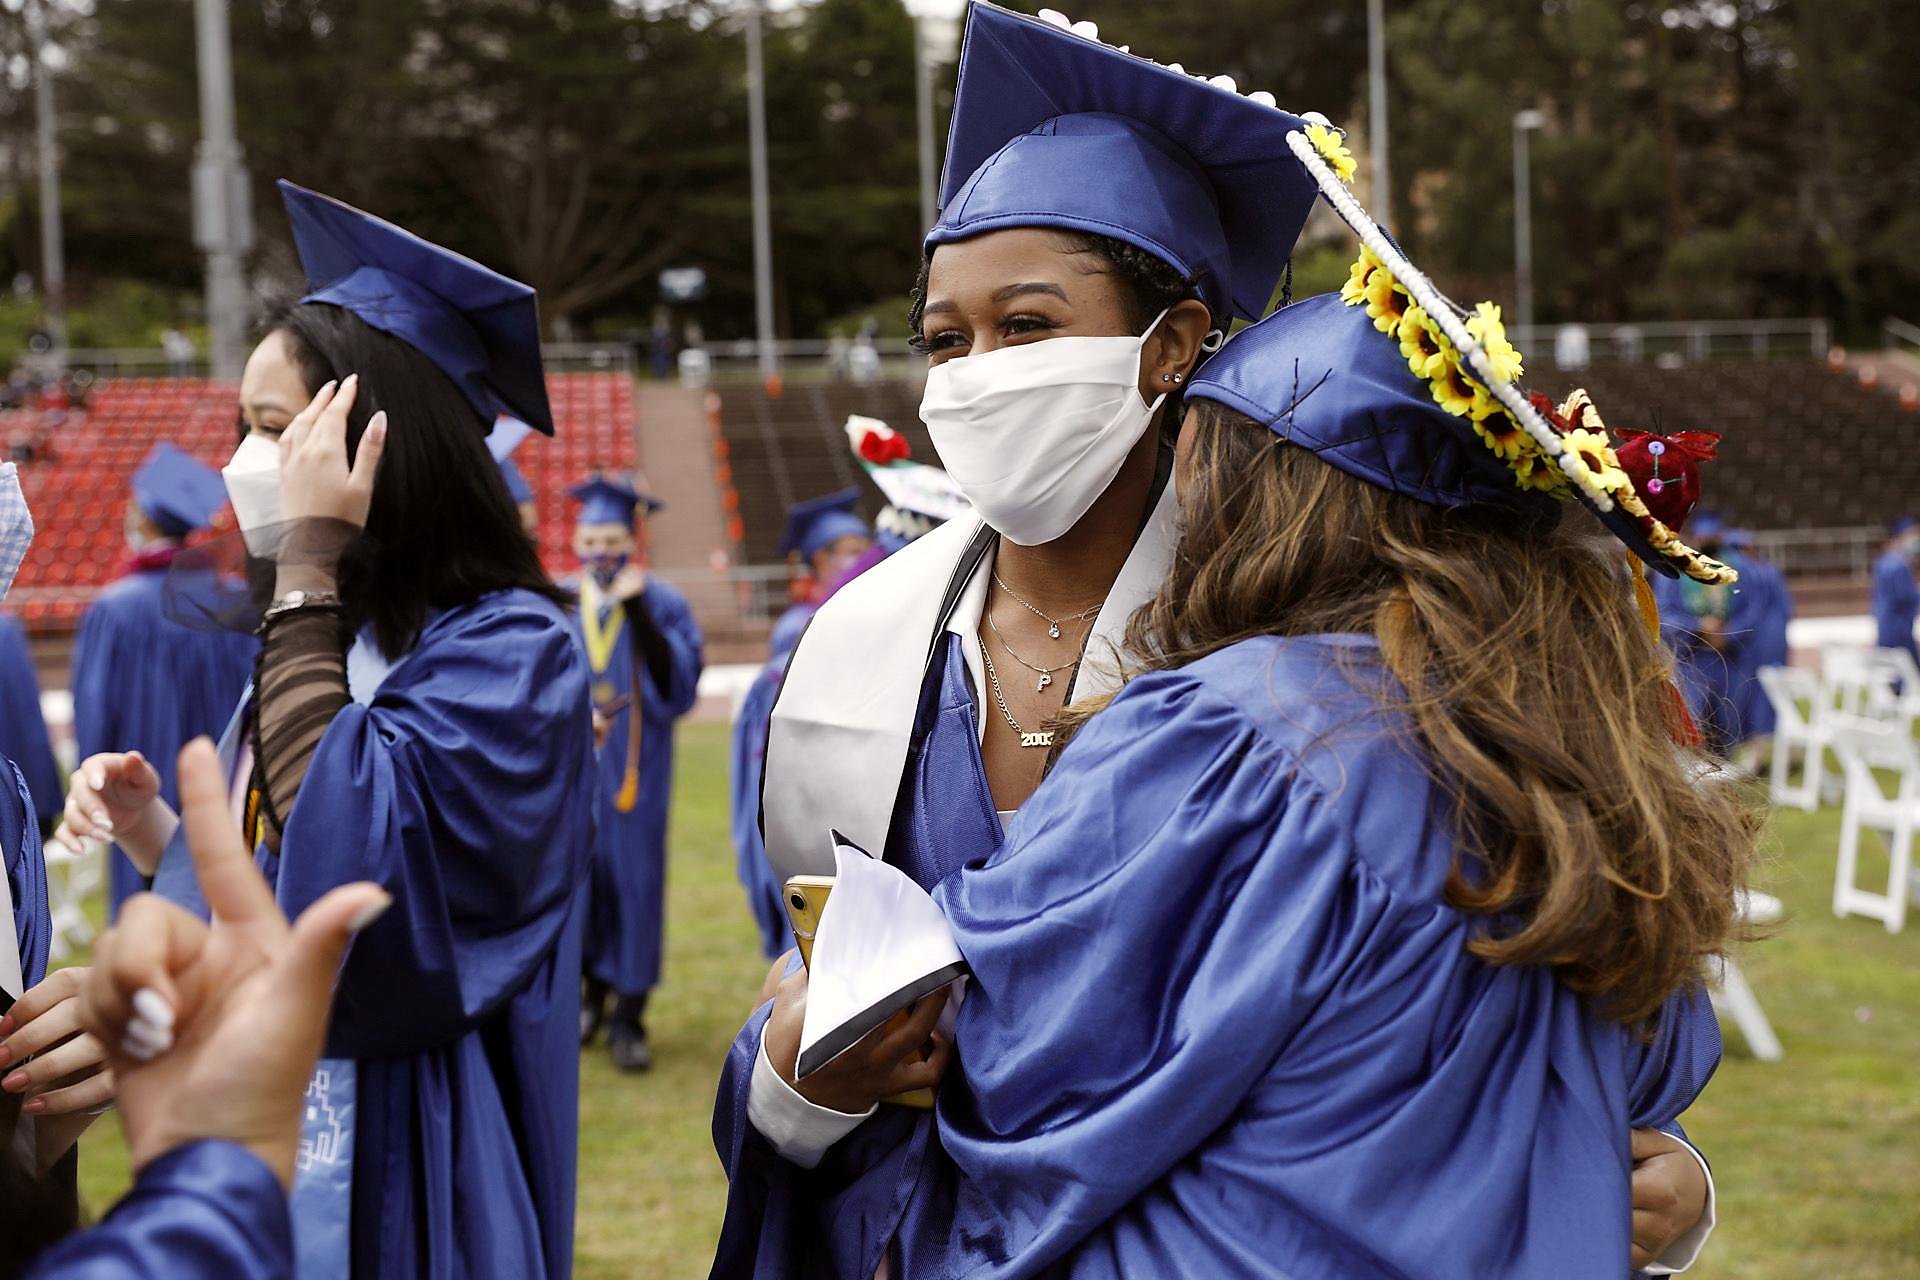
[347,895,392,935]
[121,1025,167,1060]
[131,988,174,1030]
[126,1014,171,1050]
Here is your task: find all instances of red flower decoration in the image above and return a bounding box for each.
[858,429,911,465]
[1613,428,1721,532]
[1526,391,1572,433]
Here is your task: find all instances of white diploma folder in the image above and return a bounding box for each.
[795,832,969,1081]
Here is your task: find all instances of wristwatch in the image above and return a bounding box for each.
[261,589,344,623]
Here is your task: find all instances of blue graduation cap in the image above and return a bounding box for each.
[1689,510,1726,543]
[927,4,1321,322]
[131,442,229,538]
[778,488,870,561]
[568,474,662,528]
[1189,294,1561,518]
[1890,515,1915,538]
[279,180,554,436]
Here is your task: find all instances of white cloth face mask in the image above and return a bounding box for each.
[222,432,284,558]
[0,463,35,600]
[920,311,1168,547]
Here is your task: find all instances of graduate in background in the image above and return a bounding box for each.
[1653,512,1746,753]
[68,443,256,915]
[1725,528,1791,768]
[0,610,60,833]
[569,474,705,1071]
[769,489,871,657]
[1871,516,1918,663]
[53,182,594,1279]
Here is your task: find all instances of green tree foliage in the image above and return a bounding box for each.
[0,0,1910,342]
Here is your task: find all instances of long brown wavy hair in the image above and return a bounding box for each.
[1056,401,1758,1027]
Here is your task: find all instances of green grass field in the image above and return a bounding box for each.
[67,722,1920,1276]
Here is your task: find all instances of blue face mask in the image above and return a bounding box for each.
[584,551,630,588]
[0,464,35,599]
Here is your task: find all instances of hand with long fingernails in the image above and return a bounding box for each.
[53,751,174,871]
[79,737,390,1190]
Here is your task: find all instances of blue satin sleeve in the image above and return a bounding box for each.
[272,596,595,1059]
[5,758,48,987]
[0,616,59,828]
[24,1141,291,1279]
[729,668,789,959]
[637,580,705,720]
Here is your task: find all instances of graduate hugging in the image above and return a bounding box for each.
[715,5,1756,1278]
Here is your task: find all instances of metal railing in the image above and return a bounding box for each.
[1508,318,1831,368]
[652,562,798,629]
[1884,317,1920,355]
[1746,526,1890,582]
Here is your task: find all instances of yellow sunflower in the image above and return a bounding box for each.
[1398,306,1453,381]
[1471,405,1532,463]
[1341,248,1384,307]
[1430,352,1491,418]
[1362,269,1411,336]
[1509,445,1569,494]
[1562,427,1630,494]
[1464,301,1524,383]
[1304,122,1357,184]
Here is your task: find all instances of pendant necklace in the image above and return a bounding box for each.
[992,571,1101,640]
[984,607,1079,692]
[980,640,1054,750]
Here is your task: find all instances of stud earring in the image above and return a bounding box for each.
[1171,372,1184,384]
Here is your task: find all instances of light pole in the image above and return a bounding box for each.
[1366,0,1389,228]
[29,0,65,367]
[745,0,777,385]
[1512,108,1546,339]
[902,0,964,235]
[193,0,254,379]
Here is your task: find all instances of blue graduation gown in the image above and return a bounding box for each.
[22,1142,291,1279]
[5,755,49,990]
[153,589,595,1280]
[0,614,60,829]
[1653,570,1743,751]
[576,579,705,997]
[70,565,256,915]
[1872,548,1918,662]
[1733,556,1791,738]
[713,636,1720,1279]
[730,662,792,960]
[710,634,1006,1277]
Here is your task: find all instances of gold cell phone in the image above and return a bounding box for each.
[784,875,835,969]
[782,873,935,1110]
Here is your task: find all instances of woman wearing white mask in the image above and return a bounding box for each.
[53,182,594,1279]
[716,8,1716,1276]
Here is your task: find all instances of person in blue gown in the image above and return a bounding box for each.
[1724,529,1791,751]
[58,182,593,1279]
[22,738,390,1280]
[720,212,1752,1275]
[768,489,872,652]
[66,443,256,915]
[1652,513,1747,753]
[1871,516,1918,663]
[567,473,705,1071]
[716,8,1722,1276]
[0,610,60,832]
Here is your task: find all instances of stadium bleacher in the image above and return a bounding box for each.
[711,359,1915,564]
[6,373,638,631]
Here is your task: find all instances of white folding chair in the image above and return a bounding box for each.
[1827,715,1920,932]
[1821,645,1903,722]
[1759,665,1828,812]
[1709,889,1783,1062]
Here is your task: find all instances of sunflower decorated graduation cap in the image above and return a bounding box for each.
[1186,128,1734,585]
[131,442,228,537]
[568,473,662,528]
[928,4,1322,323]
[279,180,554,436]
[778,488,870,562]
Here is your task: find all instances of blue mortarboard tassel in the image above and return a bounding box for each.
[928,3,1321,322]
[568,475,662,528]
[131,442,229,537]
[778,488,870,561]
[279,181,555,436]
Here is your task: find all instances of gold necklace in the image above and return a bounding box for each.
[981,640,1054,749]
[984,607,1080,692]
[992,571,1102,640]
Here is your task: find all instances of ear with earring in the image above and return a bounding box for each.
[1161,371,1184,385]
